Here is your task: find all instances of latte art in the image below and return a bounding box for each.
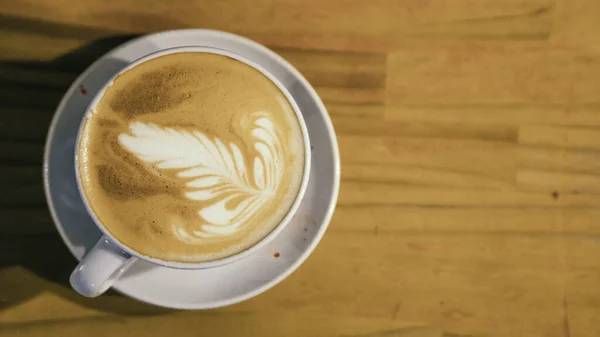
[118,111,284,241]
[77,52,306,262]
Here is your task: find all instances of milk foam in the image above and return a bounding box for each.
[118,111,283,239]
[78,52,306,263]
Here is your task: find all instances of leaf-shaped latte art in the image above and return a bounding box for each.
[118,112,283,242]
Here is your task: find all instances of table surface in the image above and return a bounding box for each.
[2,1,600,336]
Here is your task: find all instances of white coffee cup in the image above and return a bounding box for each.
[70,46,311,298]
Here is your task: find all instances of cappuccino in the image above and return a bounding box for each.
[77,52,305,262]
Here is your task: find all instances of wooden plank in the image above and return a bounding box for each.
[0,108,54,142]
[0,164,46,206]
[386,43,600,105]
[338,134,516,183]
[519,146,600,175]
[0,207,55,234]
[342,164,513,190]
[0,87,64,111]
[519,125,600,151]
[333,115,517,141]
[564,267,600,337]
[552,0,600,52]
[316,87,386,104]
[331,205,600,235]
[328,106,386,119]
[4,206,600,337]
[0,310,438,337]
[385,103,600,127]
[517,169,600,193]
[2,229,597,337]
[0,0,552,55]
[0,29,88,61]
[273,49,387,104]
[337,181,600,207]
[0,64,76,89]
[517,126,600,193]
[275,49,387,89]
[0,142,44,165]
[240,232,572,337]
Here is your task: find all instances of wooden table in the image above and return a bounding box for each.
[2,1,600,336]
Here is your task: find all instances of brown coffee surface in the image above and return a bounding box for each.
[78,52,305,262]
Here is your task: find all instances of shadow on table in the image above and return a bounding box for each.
[0,17,174,315]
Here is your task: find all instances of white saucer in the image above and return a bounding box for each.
[43,30,340,309]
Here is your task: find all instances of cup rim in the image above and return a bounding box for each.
[74,46,312,269]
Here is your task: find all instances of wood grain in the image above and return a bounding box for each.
[0,0,554,53]
[2,0,600,336]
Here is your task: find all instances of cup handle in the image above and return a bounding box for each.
[70,236,137,297]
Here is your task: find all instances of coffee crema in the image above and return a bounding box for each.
[78,52,305,262]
